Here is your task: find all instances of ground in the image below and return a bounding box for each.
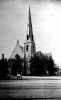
[0,76,61,99]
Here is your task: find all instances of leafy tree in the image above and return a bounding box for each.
[30,52,57,76]
[15,54,22,74]
[47,56,57,76]
[30,54,41,76]
[0,54,9,79]
[9,59,17,75]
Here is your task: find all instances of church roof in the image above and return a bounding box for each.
[10,40,24,59]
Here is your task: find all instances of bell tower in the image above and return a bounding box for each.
[24,5,36,75]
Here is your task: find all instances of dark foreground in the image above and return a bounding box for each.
[0,76,61,100]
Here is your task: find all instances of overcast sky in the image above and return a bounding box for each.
[0,0,61,67]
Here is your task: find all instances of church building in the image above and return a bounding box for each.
[10,5,36,75]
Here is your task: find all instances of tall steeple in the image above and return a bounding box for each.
[27,5,34,41]
[24,5,36,75]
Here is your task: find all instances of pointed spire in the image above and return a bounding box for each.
[27,5,34,41]
[17,40,19,44]
[29,5,31,26]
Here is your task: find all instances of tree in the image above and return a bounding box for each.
[15,54,22,74]
[30,52,57,76]
[30,54,41,76]
[0,54,9,79]
[47,56,57,76]
[9,59,17,75]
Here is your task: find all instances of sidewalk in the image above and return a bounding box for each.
[22,76,61,80]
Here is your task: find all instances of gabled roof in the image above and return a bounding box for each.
[10,40,24,59]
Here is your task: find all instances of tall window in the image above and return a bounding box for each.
[26,45,28,51]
